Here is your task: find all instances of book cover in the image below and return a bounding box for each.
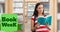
[37,15,52,25]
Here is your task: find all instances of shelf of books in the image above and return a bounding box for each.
[13,0,24,32]
[57,0,60,32]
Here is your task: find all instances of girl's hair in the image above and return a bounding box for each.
[33,2,44,17]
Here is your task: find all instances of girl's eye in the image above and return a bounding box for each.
[39,8,41,9]
[38,7,41,9]
[39,7,43,9]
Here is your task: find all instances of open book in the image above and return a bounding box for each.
[37,15,52,25]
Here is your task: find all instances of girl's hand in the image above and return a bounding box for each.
[45,24,51,30]
[36,26,40,28]
[35,23,40,28]
[31,27,35,31]
[47,27,51,30]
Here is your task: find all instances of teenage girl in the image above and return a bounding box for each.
[31,2,50,32]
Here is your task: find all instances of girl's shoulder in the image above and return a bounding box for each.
[31,16,35,20]
[44,15,47,17]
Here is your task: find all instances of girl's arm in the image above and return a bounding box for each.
[31,20,35,31]
[45,23,51,30]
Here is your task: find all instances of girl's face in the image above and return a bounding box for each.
[36,5,44,14]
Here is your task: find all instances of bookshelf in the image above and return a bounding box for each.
[13,0,23,14]
[57,0,60,32]
[0,0,5,14]
[13,0,24,32]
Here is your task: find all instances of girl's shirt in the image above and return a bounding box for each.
[31,16,49,32]
[31,16,37,25]
[31,15,46,25]
[31,15,46,28]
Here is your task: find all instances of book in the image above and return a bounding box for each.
[37,15,52,25]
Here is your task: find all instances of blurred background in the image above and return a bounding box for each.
[0,0,59,32]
